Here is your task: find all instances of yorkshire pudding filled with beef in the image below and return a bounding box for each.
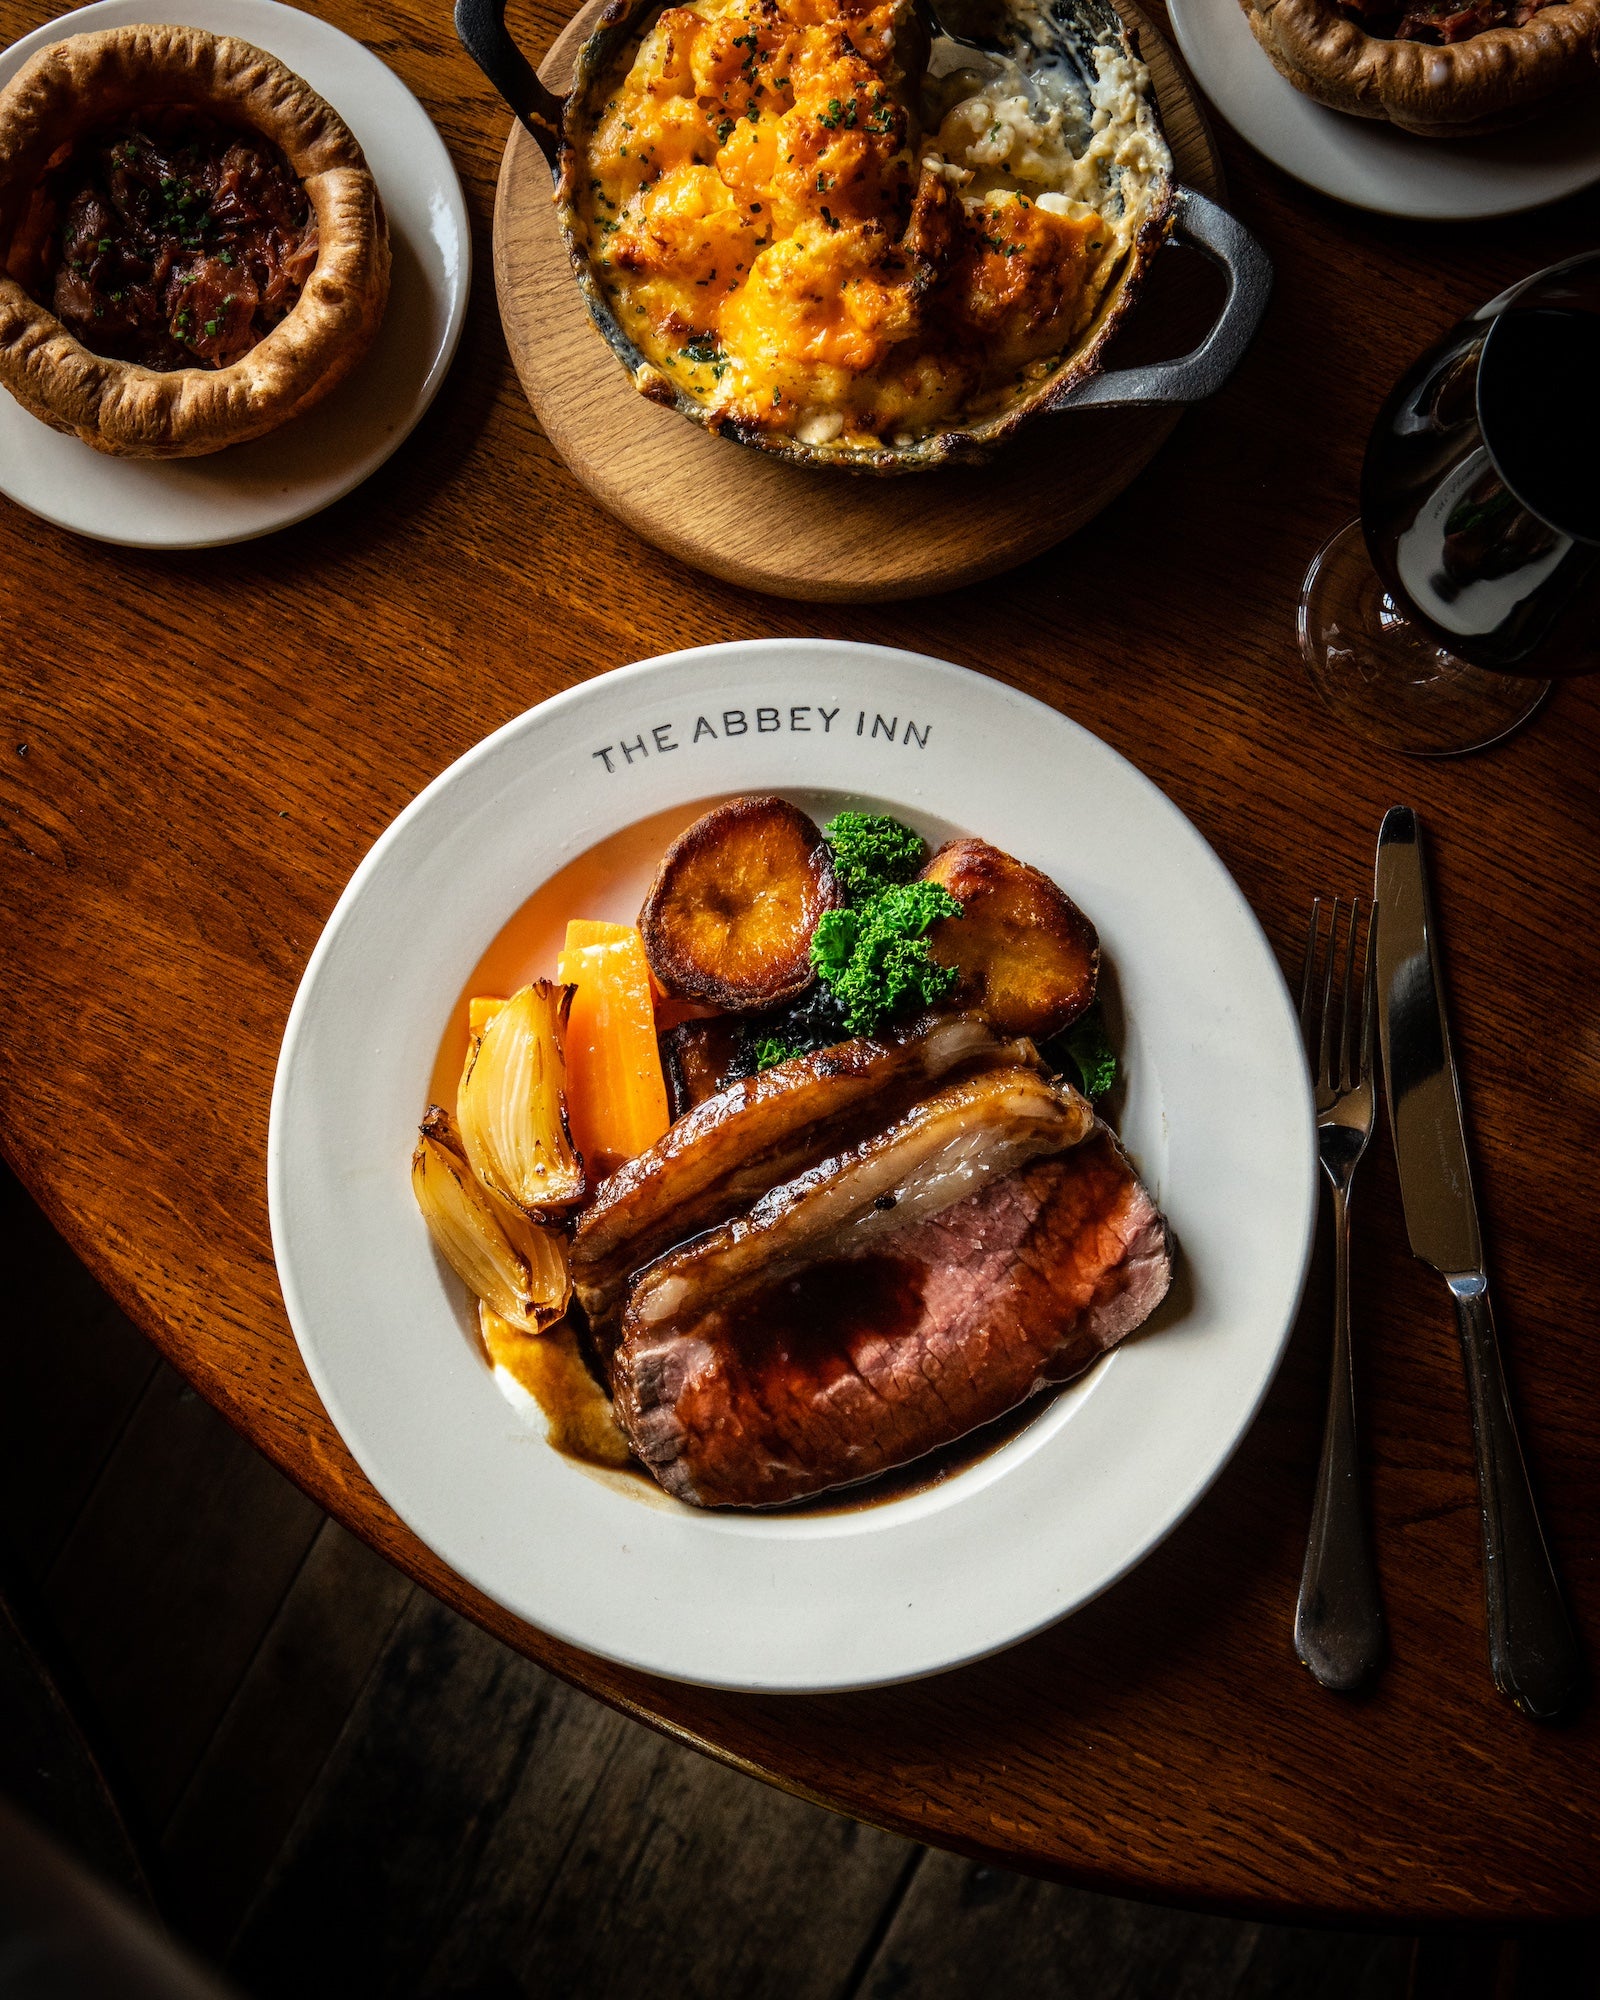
[0,25,390,456]
[1242,0,1600,135]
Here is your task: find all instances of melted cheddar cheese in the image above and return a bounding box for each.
[573,0,1154,452]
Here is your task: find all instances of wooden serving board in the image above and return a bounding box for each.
[493,5,1222,603]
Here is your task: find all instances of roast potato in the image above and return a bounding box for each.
[640,796,841,1009]
[660,1017,746,1119]
[922,839,1098,1039]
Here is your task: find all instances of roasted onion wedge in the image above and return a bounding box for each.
[922,839,1099,1040]
[411,1108,572,1332]
[457,981,584,1213]
[639,796,841,1009]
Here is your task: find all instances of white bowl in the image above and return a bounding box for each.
[269,639,1316,1691]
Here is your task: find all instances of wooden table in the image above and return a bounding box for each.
[3,0,1598,1929]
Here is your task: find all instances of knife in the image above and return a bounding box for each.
[1375,807,1581,1720]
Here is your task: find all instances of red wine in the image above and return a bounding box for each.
[1359,282,1600,678]
[1477,307,1600,547]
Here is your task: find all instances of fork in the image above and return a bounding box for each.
[1294,897,1386,1693]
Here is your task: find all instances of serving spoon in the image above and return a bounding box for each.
[918,0,1125,89]
[917,0,1010,56]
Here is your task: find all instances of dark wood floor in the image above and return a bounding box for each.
[1,1162,1589,1999]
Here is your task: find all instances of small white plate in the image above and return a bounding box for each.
[1168,0,1600,219]
[269,640,1317,1693]
[0,0,469,546]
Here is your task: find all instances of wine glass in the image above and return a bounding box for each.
[1299,251,1600,757]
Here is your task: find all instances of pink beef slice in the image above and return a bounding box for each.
[612,1127,1174,1508]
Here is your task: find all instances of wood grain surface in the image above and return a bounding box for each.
[0,1166,1547,1994]
[2,0,1599,1928]
[492,3,1223,601]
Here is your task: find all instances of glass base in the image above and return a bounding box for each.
[1298,520,1550,757]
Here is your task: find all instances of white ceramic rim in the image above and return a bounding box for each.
[1167,0,1600,220]
[0,0,470,546]
[268,639,1317,1692]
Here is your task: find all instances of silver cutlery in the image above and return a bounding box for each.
[1295,896,1386,1693]
[1375,806,1581,1720]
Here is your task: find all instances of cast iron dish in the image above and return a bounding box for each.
[458,0,1272,472]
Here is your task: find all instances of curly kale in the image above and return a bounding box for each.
[822,810,928,902]
[811,880,961,1036]
[720,812,953,1057]
[1040,1002,1118,1101]
[726,984,852,1077]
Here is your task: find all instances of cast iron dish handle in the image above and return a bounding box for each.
[1053,187,1273,411]
[455,0,566,152]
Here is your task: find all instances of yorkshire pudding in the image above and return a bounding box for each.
[1241,0,1600,136]
[0,25,390,456]
[455,0,1273,474]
